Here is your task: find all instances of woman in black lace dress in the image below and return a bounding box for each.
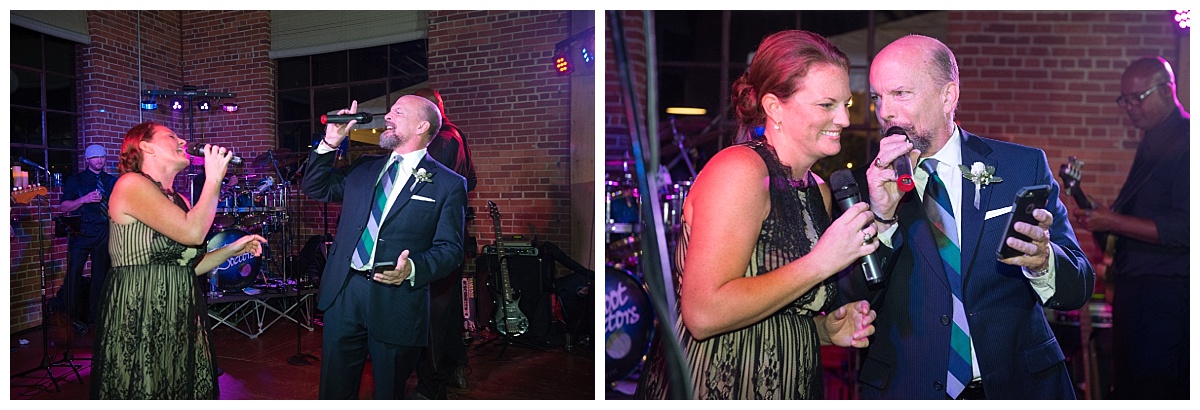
[636,30,878,399]
[90,122,266,399]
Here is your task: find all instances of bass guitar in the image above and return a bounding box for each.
[487,200,529,337]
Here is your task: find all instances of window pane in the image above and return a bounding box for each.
[278,56,310,89]
[655,11,725,63]
[388,40,427,78]
[47,149,77,182]
[278,89,311,122]
[313,87,349,119]
[277,122,313,154]
[351,83,386,111]
[349,46,388,82]
[729,11,798,63]
[312,51,347,86]
[10,25,42,69]
[11,108,43,145]
[46,73,76,112]
[46,112,77,149]
[11,68,42,108]
[44,36,77,75]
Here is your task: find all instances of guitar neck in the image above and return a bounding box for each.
[1068,183,1094,210]
[491,215,515,302]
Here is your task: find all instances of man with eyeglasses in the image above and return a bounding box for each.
[1074,56,1189,399]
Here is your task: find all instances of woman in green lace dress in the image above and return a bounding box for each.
[636,30,878,399]
[90,121,266,399]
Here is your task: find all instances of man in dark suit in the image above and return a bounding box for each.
[840,35,1094,399]
[302,95,467,399]
[1073,56,1189,399]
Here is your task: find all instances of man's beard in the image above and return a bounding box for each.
[379,131,408,150]
[879,124,933,154]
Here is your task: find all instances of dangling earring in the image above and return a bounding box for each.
[773,121,781,131]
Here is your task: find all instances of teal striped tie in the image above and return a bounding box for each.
[921,159,973,398]
[353,160,401,269]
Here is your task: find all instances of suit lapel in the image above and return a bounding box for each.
[957,131,996,282]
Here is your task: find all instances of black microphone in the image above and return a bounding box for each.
[185,142,243,165]
[886,126,915,192]
[831,169,884,284]
[16,157,49,174]
[320,112,373,124]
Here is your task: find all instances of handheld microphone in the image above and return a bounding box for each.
[831,169,884,284]
[886,126,915,192]
[320,112,373,124]
[16,157,49,174]
[185,142,243,165]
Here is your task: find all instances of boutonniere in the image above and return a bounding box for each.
[959,162,1003,209]
[411,167,434,191]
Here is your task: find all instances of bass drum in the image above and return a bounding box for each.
[206,229,261,291]
[605,265,655,385]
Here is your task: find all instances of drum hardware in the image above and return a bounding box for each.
[605,265,655,385]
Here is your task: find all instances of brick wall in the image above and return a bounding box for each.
[426,10,577,276]
[603,11,648,174]
[946,10,1184,260]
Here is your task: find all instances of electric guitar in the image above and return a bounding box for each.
[487,201,529,337]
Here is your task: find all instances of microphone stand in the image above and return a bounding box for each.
[12,171,84,391]
[280,155,318,366]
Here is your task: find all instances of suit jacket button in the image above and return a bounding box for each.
[941,315,951,325]
[934,381,944,391]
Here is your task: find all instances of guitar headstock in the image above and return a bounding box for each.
[487,200,500,220]
[1058,156,1084,196]
[11,185,48,204]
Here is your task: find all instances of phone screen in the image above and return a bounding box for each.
[996,185,1051,259]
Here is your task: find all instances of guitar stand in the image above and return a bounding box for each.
[11,191,85,392]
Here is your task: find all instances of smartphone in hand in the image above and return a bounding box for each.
[996,185,1051,259]
[372,261,396,279]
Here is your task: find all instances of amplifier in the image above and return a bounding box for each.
[482,245,539,257]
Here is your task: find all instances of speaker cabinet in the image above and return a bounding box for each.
[475,253,561,346]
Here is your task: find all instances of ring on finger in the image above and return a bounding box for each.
[862,232,874,245]
[873,158,885,168]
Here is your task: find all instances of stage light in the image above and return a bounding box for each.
[1176,10,1191,29]
[140,99,158,110]
[171,100,184,111]
[554,48,574,76]
[581,37,594,64]
[666,107,706,116]
[222,102,239,113]
[198,100,212,111]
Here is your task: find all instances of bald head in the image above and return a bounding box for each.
[1119,56,1179,130]
[870,35,961,156]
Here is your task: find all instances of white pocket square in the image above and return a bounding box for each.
[985,206,1013,220]
[412,195,436,203]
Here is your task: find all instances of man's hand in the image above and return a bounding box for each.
[84,190,104,203]
[323,100,359,148]
[999,208,1053,271]
[373,249,413,285]
[865,133,917,225]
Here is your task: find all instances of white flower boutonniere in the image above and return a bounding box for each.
[959,162,1002,209]
[411,167,434,191]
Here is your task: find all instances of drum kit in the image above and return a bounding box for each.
[603,167,693,387]
[199,148,307,294]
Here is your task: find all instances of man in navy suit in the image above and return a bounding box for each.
[303,95,467,399]
[840,35,1094,399]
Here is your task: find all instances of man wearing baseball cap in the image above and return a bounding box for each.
[60,144,118,336]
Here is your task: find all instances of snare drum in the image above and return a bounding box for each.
[605,265,655,384]
[206,229,261,291]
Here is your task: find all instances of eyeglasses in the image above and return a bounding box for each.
[1116,82,1170,108]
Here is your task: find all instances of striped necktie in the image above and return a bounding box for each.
[921,159,973,399]
[352,159,401,269]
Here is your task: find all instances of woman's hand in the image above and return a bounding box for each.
[225,234,267,257]
[809,202,880,275]
[202,144,235,183]
[822,300,876,348]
